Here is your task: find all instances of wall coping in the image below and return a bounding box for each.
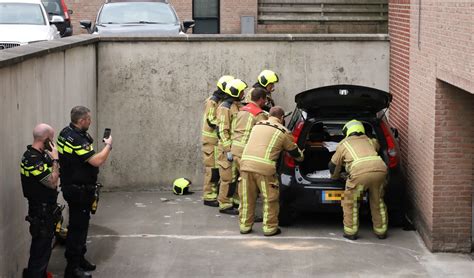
[0,34,388,68]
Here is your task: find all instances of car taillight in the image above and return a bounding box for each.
[380,120,398,168]
[61,0,69,20]
[292,121,304,142]
[284,121,304,168]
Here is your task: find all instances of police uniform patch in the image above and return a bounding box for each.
[83,143,92,151]
[36,163,44,171]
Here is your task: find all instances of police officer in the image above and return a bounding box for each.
[57,106,113,278]
[21,123,60,278]
[239,107,304,236]
[201,75,234,207]
[245,69,279,111]
[329,120,388,240]
[216,79,247,215]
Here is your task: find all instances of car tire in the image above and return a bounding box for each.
[279,187,297,226]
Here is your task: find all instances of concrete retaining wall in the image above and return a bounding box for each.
[97,36,389,190]
[0,39,97,277]
[0,35,388,276]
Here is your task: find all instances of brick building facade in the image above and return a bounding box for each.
[64,0,387,35]
[389,0,473,252]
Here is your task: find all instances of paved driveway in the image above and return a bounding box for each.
[49,192,473,277]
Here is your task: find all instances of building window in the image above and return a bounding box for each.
[193,0,219,34]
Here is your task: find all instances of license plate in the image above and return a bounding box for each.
[322,190,344,203]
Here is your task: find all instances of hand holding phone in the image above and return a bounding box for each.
[44,138,59,160]
[102,128,111,142]
[44,138,52,152]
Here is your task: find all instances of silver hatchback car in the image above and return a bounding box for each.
[0,0,63,49]
[80,0,194,35]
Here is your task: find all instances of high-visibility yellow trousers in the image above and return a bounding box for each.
[342,171,388,236]
[239,171,279,235]
[202,144,219,201]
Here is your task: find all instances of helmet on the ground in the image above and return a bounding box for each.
[342,120,365,138]
[257,70,279,87]
[173,178,191,195]
[225,79,248,98]
[217,75,234,92]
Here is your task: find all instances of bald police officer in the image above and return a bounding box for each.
[21,123,60,278]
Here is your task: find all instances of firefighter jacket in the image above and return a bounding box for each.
[216,98,242,153]
[330,134,387,179]
[201,93,222,146]
[240,116,304,176]
[231,101,268,158]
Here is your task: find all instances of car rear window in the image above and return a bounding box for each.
[98,2,178,24]
[0,3,46,25]
[42,0,64,16]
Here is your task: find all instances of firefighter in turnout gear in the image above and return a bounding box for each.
[216,78,247,215]
[231,87,268,174]
[329,120,388,240]
[245,69,279,111]
[201,75,234,207]
[20,124,60,278]
[57,106,113,278]
[239,107,304,236]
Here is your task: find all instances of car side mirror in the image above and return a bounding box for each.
[80,20,92,33]
[50,15,65,24]
[182,20,195,33]
[68,9,73,15]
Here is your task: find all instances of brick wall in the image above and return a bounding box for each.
[64,0,103,35]
[432,81,473,252]
[389,0,473,252]
[220,0,257,34]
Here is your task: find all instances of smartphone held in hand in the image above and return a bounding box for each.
[103,128,111,142]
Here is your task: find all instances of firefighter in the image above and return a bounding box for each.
[216,78,247,215]
[57,106,113,278]
[20,124,60,278]
[231,86,268,175]
[201,75,234,207]
[245,69,279,111]
[329,119,388,240]
[239,106,304,236]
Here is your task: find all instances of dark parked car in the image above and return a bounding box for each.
[42,0,73,37]
[80,0,194,35]
[278,85,406,226]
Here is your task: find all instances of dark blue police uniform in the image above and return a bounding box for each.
[20,145,58,278]
[57,124,98,273]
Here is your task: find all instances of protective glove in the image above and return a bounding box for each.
[226,152,233,162]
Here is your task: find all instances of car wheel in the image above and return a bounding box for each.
[279,187,297,226]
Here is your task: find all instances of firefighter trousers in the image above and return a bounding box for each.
[342,171,388,236]
[217,150,239,210]
[239,171,279,235]
[202,144,219,201]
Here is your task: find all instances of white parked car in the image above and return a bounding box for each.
[0,0,63,50]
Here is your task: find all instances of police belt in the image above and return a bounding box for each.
[28,202,57,212]
[68,183,98,192]
[26,203,62,222]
